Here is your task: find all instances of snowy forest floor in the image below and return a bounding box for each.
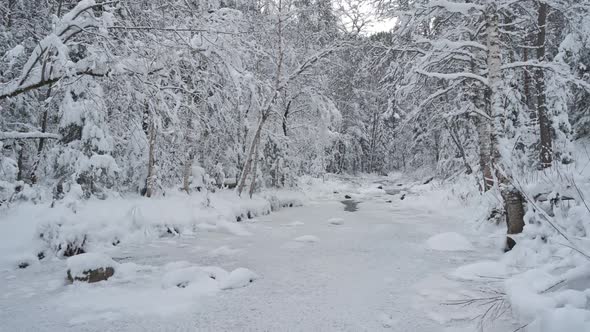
[0,177,518,331]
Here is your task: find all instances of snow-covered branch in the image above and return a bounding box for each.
[416,38,487,51]
[416,69,489,86]
[282,42,350,89]
[0,0,116,101]
[428,0,485,15]
[0,68,110,101]
[502,61,590,92]
[0,131,61,140]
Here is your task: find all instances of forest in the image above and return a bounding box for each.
[1,0,590,331]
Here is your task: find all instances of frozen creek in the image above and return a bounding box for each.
[0,189,517,331]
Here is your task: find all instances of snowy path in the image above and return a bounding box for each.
[0,192,515,331]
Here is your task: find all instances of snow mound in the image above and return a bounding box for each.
[526,307,590,332]
[11,253,39,270]
[378,313,397,328]
[200,266,230,281]
[294,235,320,243]
[284,221,305,226]
[214,220,252,236]
[219,268,259,290]
[209,246,242,256]
[66,253,117,280]
[426,232,473,251]
[163,260,192,271]
[328,217,344,225]
[161,266,218,292]
[162,263,256,291]
[451,260,507,280]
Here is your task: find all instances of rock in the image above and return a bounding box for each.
[67,266,115,283]
[504,237,516,252]
[377,185,383,189]
[423,177,434,185]
[66,253,116,283]
[344,194,352,199]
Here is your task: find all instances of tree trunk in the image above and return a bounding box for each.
[16,142,24,181]
[487,4,526,245]
[145,122,156,198]
[248,143,260,198]
[31,82,53,184]
[485,3,503,170]
[237,115,266,196]
[536,1,552,168]
[467,28,493,190]
[475,115,494,190]
[503,186,525,251]
[6,0,15,28]
[523,46,535,113]
[182,152,194,194]
[282,99,291,136]
[239,0,284,196]
[447,120,473,175]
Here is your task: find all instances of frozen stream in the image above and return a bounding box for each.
[0,188,516,331]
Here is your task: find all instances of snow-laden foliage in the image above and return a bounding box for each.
[0,0,348,202]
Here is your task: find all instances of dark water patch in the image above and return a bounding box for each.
[340,200,360,212]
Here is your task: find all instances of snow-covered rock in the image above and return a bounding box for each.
[66,253,117,283]
[426,232,473,251]
[328,217,344,225]
[161,263,257,291]
[219,268,259,290]
[200,266,230,281]
[161,266,217,291]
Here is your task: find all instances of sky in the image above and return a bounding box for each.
[366,17,396,34]
[336,0,397,35]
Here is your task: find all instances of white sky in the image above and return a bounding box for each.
[366,18,396,34]
[336,0,397,35]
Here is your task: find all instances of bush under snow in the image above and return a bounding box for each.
[0,188,305,269]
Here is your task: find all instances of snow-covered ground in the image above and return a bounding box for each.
[0,177,521,331]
